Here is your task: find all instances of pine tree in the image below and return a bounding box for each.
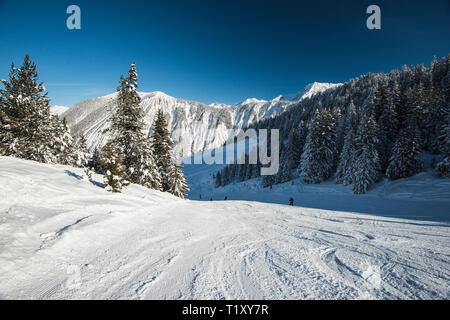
[56,119,84,166]
[215,171,222,188]
[89,147,102,173]
[436,110,450,178]
[290,121,307,167]
[427,84,446,153]
[377,84,400,171]
[151,109,174,191]
[334,106,346,163]
[299,109,336,184]
[167,163,189,198]
[336,127,356,185]
[386,125,424,180]
[99,142,129,192]
[109,62,161,190]
[135,138,162,190]
[0,54,79,165]
[150,109,188,195]
[238,161,247,182]
[75,134,89,167]
[335,102,358,185]
[275,144,292,184]
[262,173,275,188]
[352,115,381,194]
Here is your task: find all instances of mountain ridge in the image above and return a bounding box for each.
[61,82,341,157]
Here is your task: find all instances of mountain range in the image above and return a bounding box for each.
[57,82,340,157]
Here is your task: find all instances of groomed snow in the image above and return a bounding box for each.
[0,156,449,299]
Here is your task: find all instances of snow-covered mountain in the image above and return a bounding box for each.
[50,105,69,116]
[61,83,341,157]
[273,82,342,102]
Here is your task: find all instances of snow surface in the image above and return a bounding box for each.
[0,156,449,300]
[184,163,450,223]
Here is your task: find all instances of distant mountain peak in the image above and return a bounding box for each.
[50,105,69,116]
[237,97,268,106]
[277,82,342,102]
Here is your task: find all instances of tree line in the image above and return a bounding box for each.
[0,55,189,198]
[215,55,450,194]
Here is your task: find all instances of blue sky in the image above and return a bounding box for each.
[0,0,449,106]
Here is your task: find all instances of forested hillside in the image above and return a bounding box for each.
[216,55,450,194]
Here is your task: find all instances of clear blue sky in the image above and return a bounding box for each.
[0,0,449,106]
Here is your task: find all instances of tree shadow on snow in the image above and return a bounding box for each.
[89,180,104,188]
[64,170,83,180]
[64,169,104,188]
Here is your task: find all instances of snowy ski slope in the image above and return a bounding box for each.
[0,156,449,299]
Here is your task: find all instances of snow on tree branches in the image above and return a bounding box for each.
[101,62,161,192]
[150,109,189,198]
[0,55,82,165]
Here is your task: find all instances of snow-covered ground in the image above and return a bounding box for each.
[0,156,449,299]
[184,161,450,223]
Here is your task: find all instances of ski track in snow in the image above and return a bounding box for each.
[0,156,449,300]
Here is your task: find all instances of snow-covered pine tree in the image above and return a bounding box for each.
[150,109,188,194]
[377,83,400,171]
[151,109,174,191]
[167,163,189,198]
[426,83,447,153]
[75,134,89,167]
[407,83,426,138]
[436,110,450,178]
[77,134,88,154]
[334,106,347,164]
[290,121,308,167]
[275,143,292,184]
[275,120,308,184]
[135,138,162,190]
[386,124,424,180]
[99,142,129,193]
[336,101,358,185]
[352,115,381,194]
[299,109,336,184]
[89,147,102,173]
[109,62,161,190]
[372,78,389,120]
[55,118,85,166]
[0,55,79,165]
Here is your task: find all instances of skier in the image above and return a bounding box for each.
[289,197,294,206]
[224,196,228,200]
[199,194,202,200]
